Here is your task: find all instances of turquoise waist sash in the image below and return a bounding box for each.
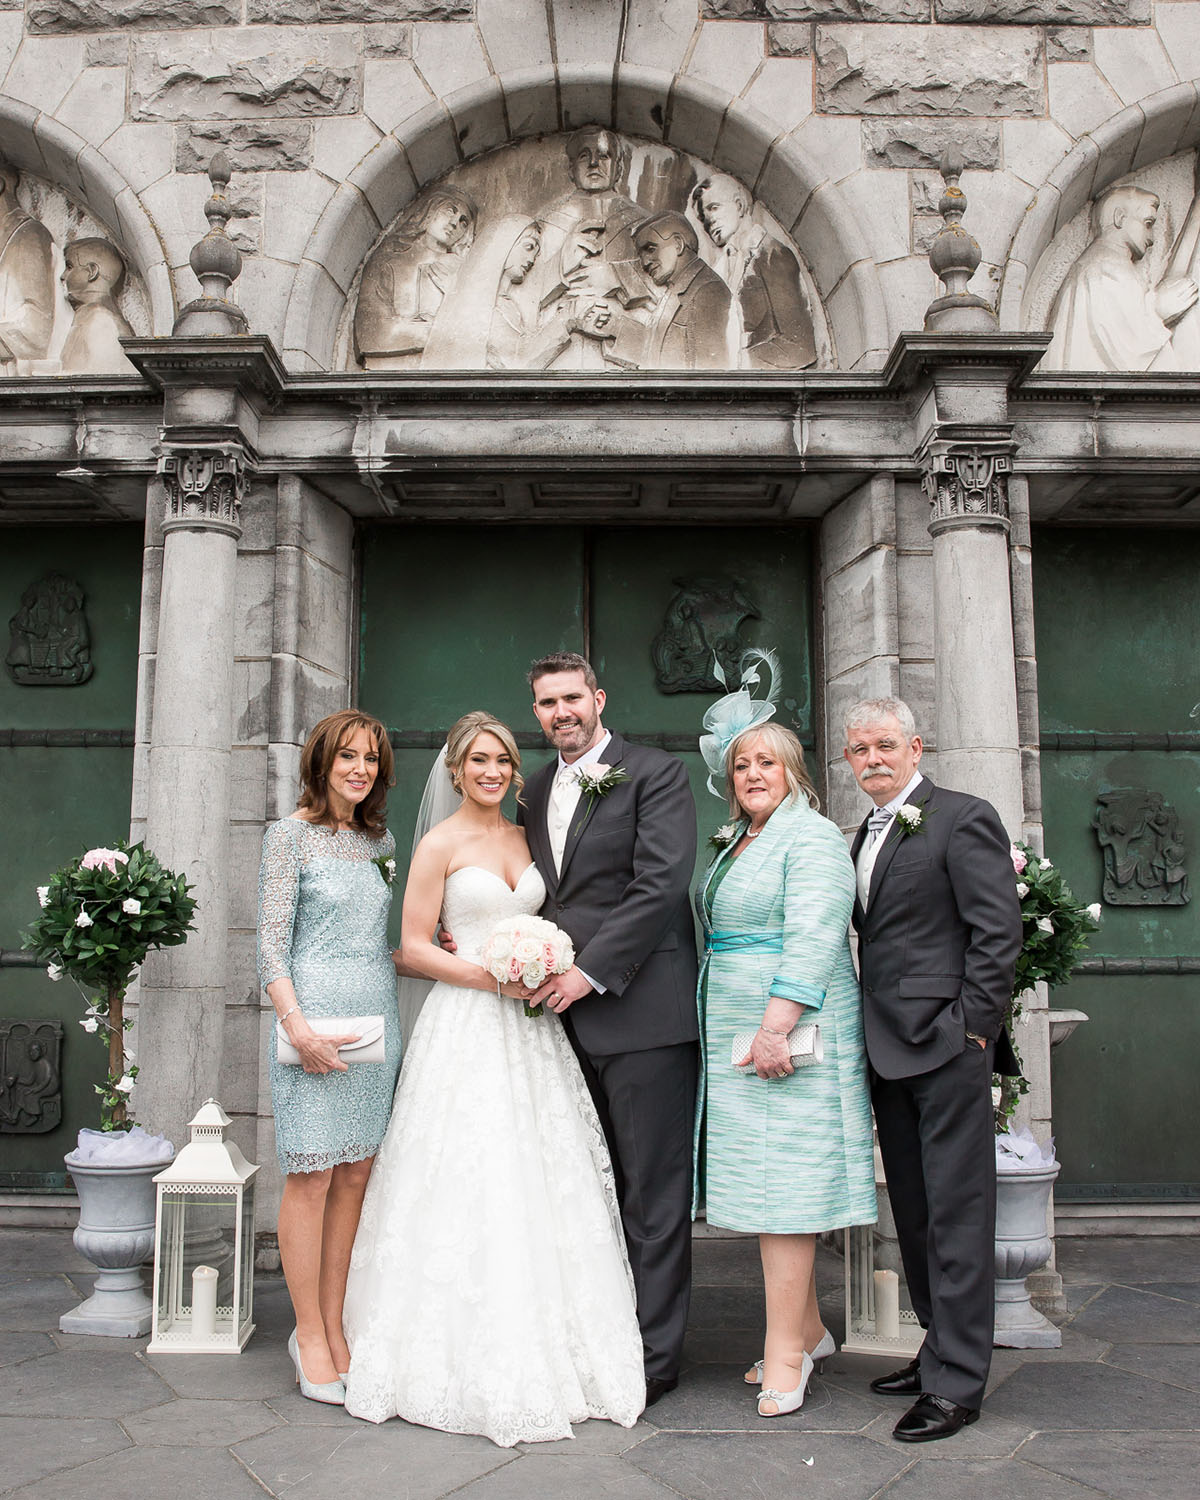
[704,929,784,955]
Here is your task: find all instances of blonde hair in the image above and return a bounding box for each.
[444,711,525,801]
[725,723,819,816]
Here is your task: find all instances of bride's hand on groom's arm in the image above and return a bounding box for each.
[532,965,593,1014]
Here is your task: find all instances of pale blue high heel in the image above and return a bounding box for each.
[288,1329,346,1406]
[745,1327,836,1385]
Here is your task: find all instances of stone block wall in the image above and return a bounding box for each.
[2,1,1197,370]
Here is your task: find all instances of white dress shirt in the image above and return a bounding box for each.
[546,731,612,994]
[855,770,924,909]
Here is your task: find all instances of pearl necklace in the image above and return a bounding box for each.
[745,828,764,838]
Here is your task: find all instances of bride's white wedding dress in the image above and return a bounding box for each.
[342,863,646,1447]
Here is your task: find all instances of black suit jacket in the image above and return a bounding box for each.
[518,731,699,1058]
[851,776,1022,1081]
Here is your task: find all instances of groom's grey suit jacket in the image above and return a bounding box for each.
[519,731,699,1058]
[850,775,1022,1081]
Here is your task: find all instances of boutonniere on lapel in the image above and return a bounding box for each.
[373,854,397,885]
[571,762,630,834]
[894,801,929,838]
[708,822,740,853]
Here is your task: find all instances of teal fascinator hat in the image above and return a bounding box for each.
[698,647,781,799]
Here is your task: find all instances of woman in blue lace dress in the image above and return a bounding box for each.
[257,709,401,1405]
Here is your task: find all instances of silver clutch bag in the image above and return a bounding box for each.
[731,1021,822,1071]
[276,1015,386,1066]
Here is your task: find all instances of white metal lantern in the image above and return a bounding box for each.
[842,1142,923,1358]
[148,1099,259,1354]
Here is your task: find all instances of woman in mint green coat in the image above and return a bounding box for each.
[695,721,876,1417]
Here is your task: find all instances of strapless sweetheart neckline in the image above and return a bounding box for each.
[445,862,538,895]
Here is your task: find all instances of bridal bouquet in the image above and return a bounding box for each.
[481,915,575,1019]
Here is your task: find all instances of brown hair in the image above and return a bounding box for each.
[527,651,598,692]
[297,710,394,837]
[443,711,525,802]
[725,723,819,816]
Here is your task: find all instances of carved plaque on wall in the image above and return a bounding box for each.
[1093,787,1190,906]
[5,572,93,685]
[0,1019,64,1134]
[651,575,759,693]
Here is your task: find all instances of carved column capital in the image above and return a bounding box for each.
[919,431,1014,537]
[158,445,248,540]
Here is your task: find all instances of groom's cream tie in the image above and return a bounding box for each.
[547,764,580,874]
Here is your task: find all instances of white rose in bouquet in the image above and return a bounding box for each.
[481,914,575,1019]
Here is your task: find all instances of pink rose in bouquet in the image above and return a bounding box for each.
[1010,843,1027,875]
[481,914,574,1019]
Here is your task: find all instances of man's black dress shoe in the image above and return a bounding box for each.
[644,1376,678,1408]
[893,1393,979,1443]
[869,1358,921,1396]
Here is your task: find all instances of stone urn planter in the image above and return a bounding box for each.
[60,1150,170,1337]
[993,1159,1062,1349]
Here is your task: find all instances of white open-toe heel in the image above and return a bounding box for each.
[288,1330,346,1406]
[757,1351,814,1418]
[746,1329,835,1385]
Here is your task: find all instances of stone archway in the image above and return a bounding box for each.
[281,63,888,373]
[0,101,174,338]
[998,82,1200,331]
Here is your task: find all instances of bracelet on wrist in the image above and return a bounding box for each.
[277,1003,300,1027]
[759,1023,789,1036]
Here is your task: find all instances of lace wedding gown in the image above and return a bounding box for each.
[342,863,646,1447]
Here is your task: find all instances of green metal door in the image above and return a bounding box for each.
[1033,527,1200,1205]
[1,526,141,1189]
[358,523,815,947]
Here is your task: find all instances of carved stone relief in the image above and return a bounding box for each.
[0,1020,63,1134]
[652,575,759,694]
[0,157,148,377]
[5,573,93,685]
[1093,788,1190,907]
[158,446,248,539]
[921,443,1012,533]
[1029,151,1200,372]
[342,129,830,373]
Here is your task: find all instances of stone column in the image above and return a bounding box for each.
[134,446,247,1151]
[920,429,1023,833]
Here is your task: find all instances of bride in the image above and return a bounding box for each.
[342,710,646,1446]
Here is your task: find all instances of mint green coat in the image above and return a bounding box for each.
[694,797,877,1234]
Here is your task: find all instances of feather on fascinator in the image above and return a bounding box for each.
[699,647,781,799]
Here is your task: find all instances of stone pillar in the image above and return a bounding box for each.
[920,429,1023,833]
[134,446,247,1151]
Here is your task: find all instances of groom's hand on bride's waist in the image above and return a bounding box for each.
[533,965,594,1014]
[436,925,457,954]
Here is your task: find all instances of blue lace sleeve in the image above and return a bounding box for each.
[258,820,301,989]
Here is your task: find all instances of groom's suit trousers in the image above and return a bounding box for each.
[567,1026,698,1383]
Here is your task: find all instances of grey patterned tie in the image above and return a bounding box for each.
[866,806,893,846]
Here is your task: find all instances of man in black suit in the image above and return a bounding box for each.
[845,697,1021,1443]
[523,652,699,1405]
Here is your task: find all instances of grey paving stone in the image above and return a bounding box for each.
[984,1360,1200,1431]
[122,1396,282,1446]
[0,1330,55,1367]
[1067,1284,1200,1344]
[646,1362,878,1433]
[145,1338,296,1399]
[0,1231,92,1277]
[265,1386,365,1424]
[1103,1342,1200,1393]
[1128,1280,1200,1307]
[690,1235,762,1285]
[1020,1430,1200,1498]
[235,1420,515,1498]
[628,1431,907,1500]
[1063,1283,1103,1314]
[454,1454,678,1498]
[682,1326,764,1364]
[1056,1236,1200,1287]
[0,1415,130,1490]
[0,1346,173,1418]
[686,1283,762,1329]
[516,1417,655,1454]
[4,1444,269,1500]
[876,1456,1103,1500]
[0,1275,81,1331]
[985,1325,1112,1385]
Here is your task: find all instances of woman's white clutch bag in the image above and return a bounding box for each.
[276,1015,386,1066]
[731,1022,823,1070]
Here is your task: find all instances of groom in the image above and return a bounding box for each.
[523,652,699,1405]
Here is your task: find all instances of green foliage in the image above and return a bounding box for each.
[995,841,1100,1133]
[23,840,196,1130]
